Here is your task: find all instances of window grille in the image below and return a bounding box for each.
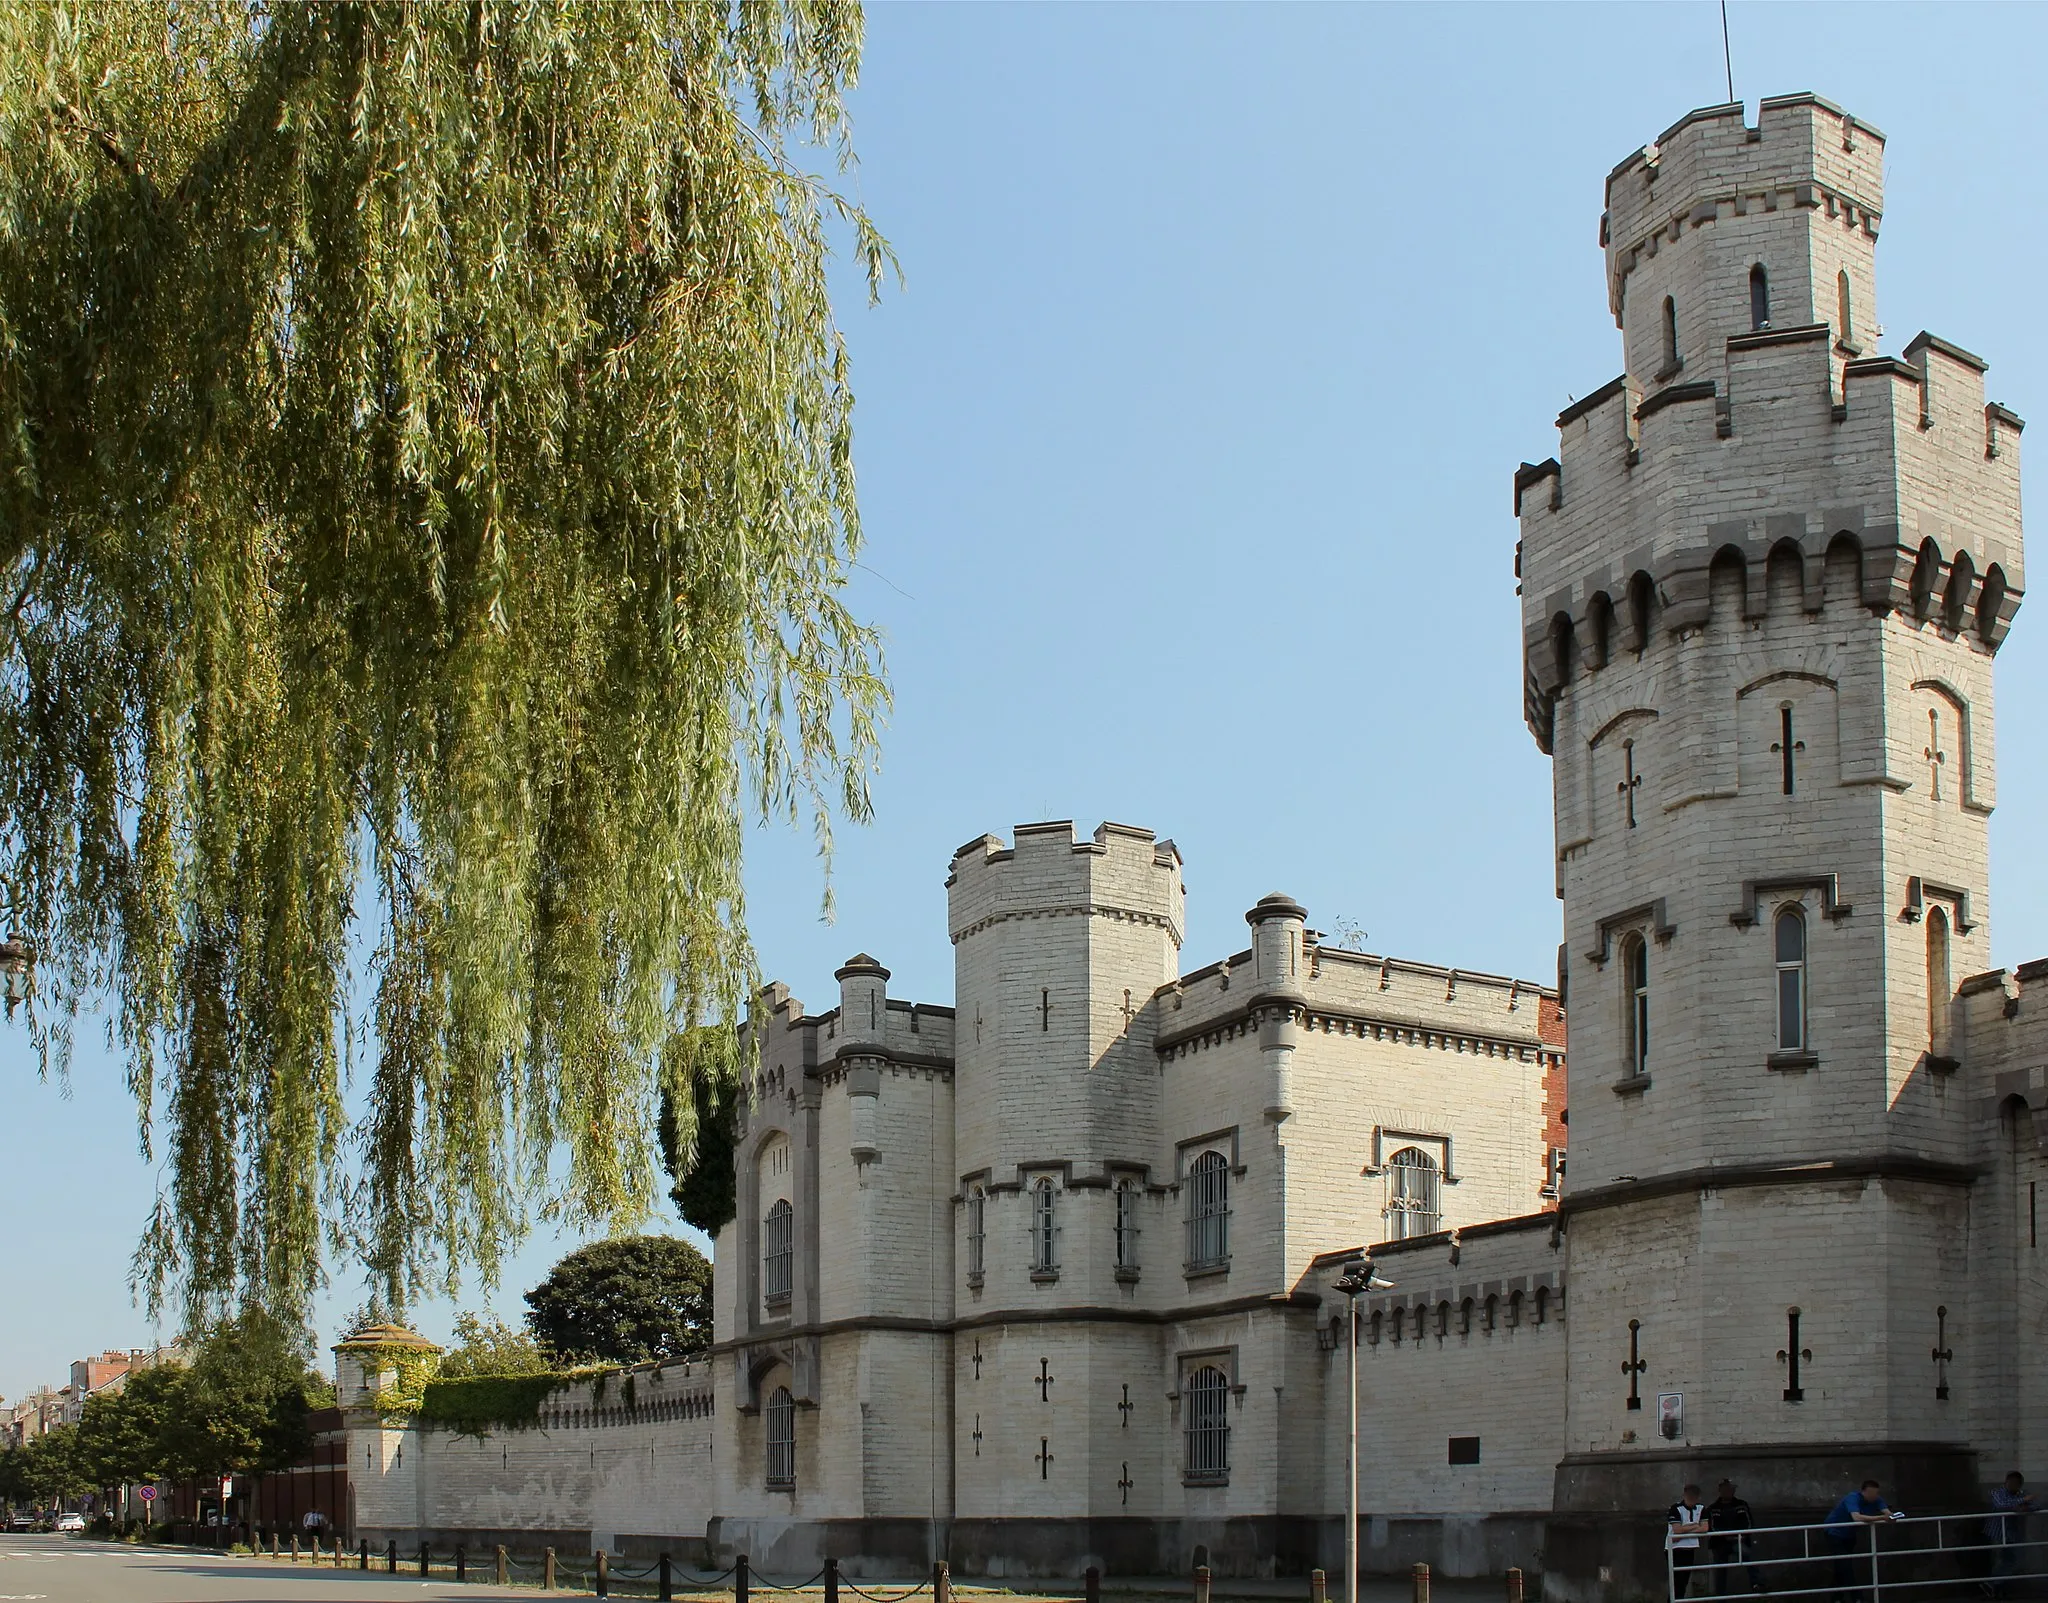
[1183,1366,1230,1483]
[1113,1182,1139,1272]
[1386,1147,1441,1240]
[1775,909,1807,1052]
[765,1386,795,1489]
[1184,1152,1230,1271]
[967,1189,986,1284]
[1031,1179,1057,1274]
[763,1198,793,1304]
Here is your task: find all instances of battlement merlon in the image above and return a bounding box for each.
[946,820,1185,948]
[1603,94,1884,327]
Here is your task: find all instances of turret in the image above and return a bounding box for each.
[834,953,889,1164]
[1244,893,1307,1121]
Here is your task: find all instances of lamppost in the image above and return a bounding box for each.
[0,934,32,1017]
[1334,1255,1394,1603]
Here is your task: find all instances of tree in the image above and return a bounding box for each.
[523,1235,712,1365]
[437,1313,551,1379]
[160,1308,324,1480]
[0,0,887,1322]
[75,1365,183,1489]
[660,1068,739,1235]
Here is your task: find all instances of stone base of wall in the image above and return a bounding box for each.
[706,1515,1541,1581]
[1545,1442,1980,1603]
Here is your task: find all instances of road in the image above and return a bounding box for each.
[0,1537,534,1603]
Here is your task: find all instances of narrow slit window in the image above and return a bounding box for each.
[1775,908,1807,1053]
[1778,705,1798,795]
[1662,296,1679,371]
[1837,270,1854,346]
[1927,907,1953,1059]
[967,1188,986,1283]
[1750,264,1771,330]
[1114,1181,1139,1272]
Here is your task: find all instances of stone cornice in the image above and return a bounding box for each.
[1155,998,1558,1067]
[949,902,1180,947]
[1560,1155,1980,1217]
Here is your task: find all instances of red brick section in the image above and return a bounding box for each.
[1537,995,1568,1209]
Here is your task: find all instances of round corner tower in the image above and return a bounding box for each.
[1515,91,2025,1543]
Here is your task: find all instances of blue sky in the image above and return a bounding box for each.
[5,1,2046,1404]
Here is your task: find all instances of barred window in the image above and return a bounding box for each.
[1386,1147,1441,1240]
[765,1386,795,1490]
[1031,1179,1057,1274]
[764,1198,793,1304]
[966,1188,986,1284]
[1183,1365,1230,1483]
[1184,1151,1230,1271]
[1113,1182,1139,1272]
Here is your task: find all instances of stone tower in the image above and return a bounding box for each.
[1515,92,2025,1543]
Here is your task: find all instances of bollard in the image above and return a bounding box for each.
[271,1532,280,1558]
[457,1545,467,1582]
[597,1549,610,1598]
[1311,1570,1326,1603]
[420,1543,430,1577]
[935,1559,950,1603]
[361,1540,370,1569]
[291,1535,300,1563]
[388,1539,399,1574]
[1195,1564,1212,1603]
[660,1553,674,1602]
[497,1546,510,1586]
[1504,1568,1523,1603]
[1086,1566,1101,1603]
[737,1552,751,1603]
[545,1547,558,1591]
[825,1556,839,1603]
[314,1535,324,1564]
[1411,1563,1431,1603]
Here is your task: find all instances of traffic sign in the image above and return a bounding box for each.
[137,1486,157,1502]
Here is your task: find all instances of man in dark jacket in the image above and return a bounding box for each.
[1707,1479,1768,1593]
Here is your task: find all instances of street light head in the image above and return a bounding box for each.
[1333,1256,1395,1297]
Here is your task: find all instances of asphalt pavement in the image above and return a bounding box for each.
[0,1536,532,1603]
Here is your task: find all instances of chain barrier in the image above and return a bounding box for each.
[747,1565,829,1592]
[840,1578,932,1602]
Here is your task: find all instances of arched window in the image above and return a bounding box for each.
[765,1386,796,1489]
[1368,1311,1383,1347]
[1388,1307,1404,1345]
[1435,1301,1452,1338]
[1386,1147,1442,1240]
[1749,264,1771,330]
[1183,1366,1230,1482]
[1910,540,1941,620]
[1114,1180,1139,1273]
[966,1187,986,1285]
[1775,909,1807,1053]
[1185,1151,1230,1271]
[1628,571,1657,654]
[1927,907,1953,1061]
[1459,1297,1475,1336]
[1944,552,1976,634]
[1031,1178,1057,1274]
[1837,270,1854,347]
[1484,1294,1500,1332]
[763,1198,794,1305]
[1506,1291,1524,1328]
[1534,1286,1550,1325]
[1661,296,1680,372]
[1624,935,1650,1078]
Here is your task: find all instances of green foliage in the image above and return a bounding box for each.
[161,1308,324,1479]
[75,1365,182,1486]
[437,1312,550,1379]
[0,1428,85,1503]
[414,1372,567,1436]
[659,1053,740,1234]
[524,1234,712,1365]
[0,0,888,1323]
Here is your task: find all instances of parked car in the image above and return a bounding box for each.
[5,1512,34,1531]
[55,1512,84,1533]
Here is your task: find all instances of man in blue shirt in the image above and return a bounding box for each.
[1825,1481,1896,1603]
[1985,1471,2038,1597]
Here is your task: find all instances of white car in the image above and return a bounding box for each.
[54,1512,85,1533]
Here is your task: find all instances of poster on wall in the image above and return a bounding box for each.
[1657,1392,1684,1440]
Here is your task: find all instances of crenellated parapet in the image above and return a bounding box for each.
[1518,318,2025,751]
[946,820,1184,948]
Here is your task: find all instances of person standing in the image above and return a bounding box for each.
[1707,1478,1768,1594]
[1985,1471,2038,1598]
[1824,1481,1897,1603]
[1669,1484,1711,1597]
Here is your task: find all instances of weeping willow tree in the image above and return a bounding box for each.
[0,2,887,1322]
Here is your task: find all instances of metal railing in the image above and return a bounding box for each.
[1668,1510,2048,1603]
